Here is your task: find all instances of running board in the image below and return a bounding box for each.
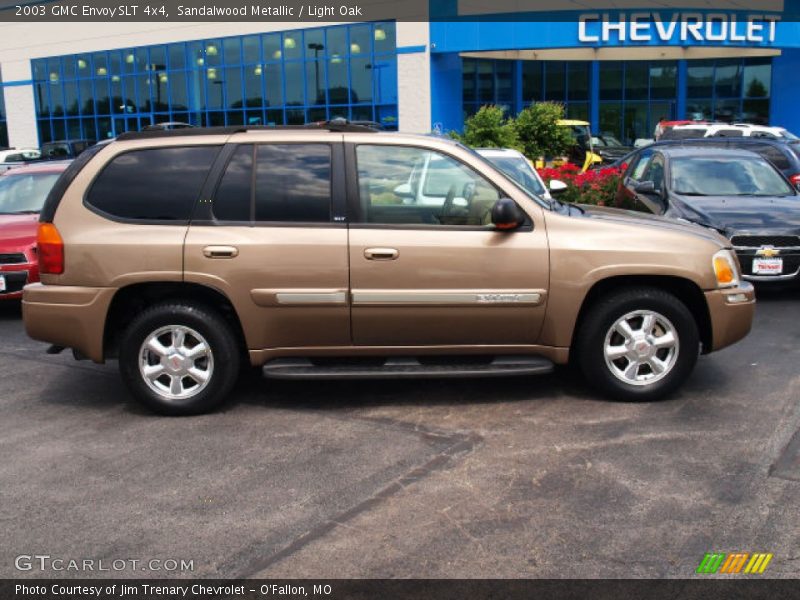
[262,356,554,380]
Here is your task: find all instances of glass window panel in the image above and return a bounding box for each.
[351,57,373,104]
[109,51,122,76]
[78,79,94,115]
[567,62,589,101]
[204,40,222,67]
[545,61,566,101]
[93,52,108,77]
[50,82,65,116]
[81,117,97,141]
[308,107,327,122]
[227,111,244,126]
[188,42,205,69]
[97,117,112,140]
[327,58,348,104]
[377,105,399,130]
[373,60,397,104]
[305,29,325,59]
[496,60,513,102]
[52,119,66,140]
[649,62,677,100]
[349,24,371,56]
[306,61,326,105]
[75,54,91,78]
[744,60,771,98]
[245,109,264,126]
[64,81,79,115]
[743,98,770,125]
[477,60,494,102]
[34,80,50,116]
[33,60,47,83]
[255,144,331,222]
[263,33,282,62]
[225,66,243,109]
[244,65,264,108]
[566,102,589,121]
[714,98,740,123]
[243,36,260,64]
[266,109,284,125]
[223,37,242,65]
[599,102,622,140]
[327,27,347,58]
[62,56,77,80]
[121,50,137,74]
[282,32,302,61]
[207,112,225,127]
[686,99,711,121]
[149,45,167,71]
[624,62,648,101]
[462,59,476,103]
[623,102,649,145]
[168,71,188,111]
[168,43,186,70]
[207,76,224,110]
[687,60,714,98]
[137,73,152,112]
[373,22,395,54]
[264,63,283,107]
[284,62,304,106]
[599,62,623,101]
[135,48,148,72]
[715,59,742,98]
[522,61,541,102]
[286,109,305,124]
[351,105,373,121]
[66,118,81,139]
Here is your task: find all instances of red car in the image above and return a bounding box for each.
[0,161,69,300]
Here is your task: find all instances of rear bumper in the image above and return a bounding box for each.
[22,283,115,362]
[704,282,756,352]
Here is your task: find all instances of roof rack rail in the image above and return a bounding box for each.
[116,119,379,142]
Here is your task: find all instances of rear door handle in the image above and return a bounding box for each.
[364,247,399,261]
[203,245,239,259]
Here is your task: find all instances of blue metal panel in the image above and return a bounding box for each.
[430,52,462,134]
[590,62,600,131]
[770,49,800,134]
[676,60,687,119]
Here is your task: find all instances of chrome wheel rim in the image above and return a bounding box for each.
[603,310,679,387]
[139,325,214,401]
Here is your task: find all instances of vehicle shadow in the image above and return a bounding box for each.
[0,299,22,320]
[753,283,800,302]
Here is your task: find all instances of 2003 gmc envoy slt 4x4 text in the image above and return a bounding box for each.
[22,122,755,415]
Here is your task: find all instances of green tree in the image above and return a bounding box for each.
[514,101,573,160]
[452,105,521,150]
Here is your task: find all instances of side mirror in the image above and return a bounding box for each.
[634,180,656,194]
[491,198,524,230]
[393,183,414,199]
[549,179,568,195]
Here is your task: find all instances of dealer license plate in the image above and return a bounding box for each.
[752,258,783,275]
[0,275,5,292]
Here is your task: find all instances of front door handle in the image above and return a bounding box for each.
[203,245,239,259]
[364,247,399,261]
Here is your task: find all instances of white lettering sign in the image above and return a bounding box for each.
[578,12,780,44]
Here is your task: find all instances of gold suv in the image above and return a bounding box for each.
[23,123,755,414]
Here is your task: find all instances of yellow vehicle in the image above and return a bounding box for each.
[535,120,603,172]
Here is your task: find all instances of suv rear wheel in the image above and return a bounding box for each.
[118,303,240,415]
[575,287,699,401]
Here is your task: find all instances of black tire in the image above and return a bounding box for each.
[575,287,699,402]
[118,302,241,415]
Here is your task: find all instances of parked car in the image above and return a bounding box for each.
[40,139,95,160]
[0,148,42,174]
[662,123,797,141]
[23,124,754,414]
[0,161,70,300]
[476,148,566,201]
[591,134,634,164]
[609,137,800,189]
[616,146,800,283]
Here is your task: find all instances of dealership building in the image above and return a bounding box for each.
[1,2,800,149]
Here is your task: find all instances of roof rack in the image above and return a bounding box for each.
[116,119,379,142]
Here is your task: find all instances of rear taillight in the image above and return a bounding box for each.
[790,173,800,186]
[37,223,64,275]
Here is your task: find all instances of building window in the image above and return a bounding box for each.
[31,22,398,143]
[0,69,8,148]
[462,58,515,119]
[599,61,678,144]
[522,61,590,120]
[686,57,771,125]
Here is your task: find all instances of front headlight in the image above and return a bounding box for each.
[713,249,740,288]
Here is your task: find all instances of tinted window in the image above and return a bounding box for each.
[213,145,253,221]
[254,144,331,222]
[87,146,219,221]
[661,128,708,140]
[670,156,794,197]
[711,129,744,138]
[629,149,654,180]
[748,144,791,172]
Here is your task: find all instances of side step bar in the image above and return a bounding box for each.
[262,356,554,380]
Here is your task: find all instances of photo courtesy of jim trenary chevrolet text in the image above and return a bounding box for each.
[0,0,798,598]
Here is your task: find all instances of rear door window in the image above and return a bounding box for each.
[87,145,220,221]
[213,145,253,222]
[254,144,331,222]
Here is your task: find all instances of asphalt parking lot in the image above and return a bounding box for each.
[1,288,798,579]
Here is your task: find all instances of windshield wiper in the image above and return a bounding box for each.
[674,191,709,196]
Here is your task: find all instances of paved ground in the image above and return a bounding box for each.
[0,288,798,579]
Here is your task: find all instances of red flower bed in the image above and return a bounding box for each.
[537,163,633,208]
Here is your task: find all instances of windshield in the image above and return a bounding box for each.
[671,156,795,197]
[0,173,61,214]
[481,155,546,196]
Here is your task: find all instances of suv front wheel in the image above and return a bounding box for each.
[118,303,241,415]
[575,287,700,401]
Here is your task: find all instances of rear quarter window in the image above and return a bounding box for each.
[86,146,220,221]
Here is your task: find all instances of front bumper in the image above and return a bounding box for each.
[704,282,756,352]
[0,263,37,300]
[22,283,115,362]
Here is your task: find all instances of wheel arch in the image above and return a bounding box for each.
[570,275,712,358]
[103,282,248,360]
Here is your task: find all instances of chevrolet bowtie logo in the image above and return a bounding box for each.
[756,246,780,258]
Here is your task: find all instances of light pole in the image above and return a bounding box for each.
[307,42,324,104]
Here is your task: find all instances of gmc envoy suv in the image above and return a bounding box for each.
[23,123,755,415]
